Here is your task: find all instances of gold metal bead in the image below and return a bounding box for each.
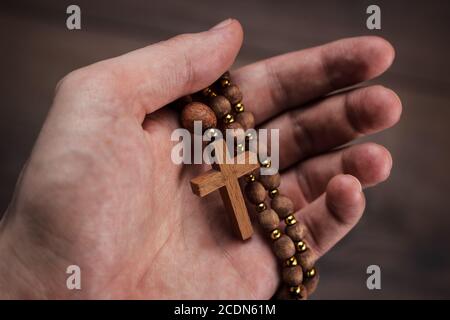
[205,128,219,139]
[246,174,256,182]
[296,240,307,253]
[289,285,301,296]
[223,113,235,124]
[210,91,217,97]
[234,102,245,113]
[260,159,272,168]
[285,255,298,267]
[256,202,267,212]
[285,214,297,226]
[306,267,316,278]
[201,87,213,97]
[245,131,255,141]
[270,228,282,240]
[269,188,279,198]
[220,78,231,87]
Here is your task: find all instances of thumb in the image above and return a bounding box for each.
[97,19,243,117]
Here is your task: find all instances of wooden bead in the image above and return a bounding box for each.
[245,181,266,204]
[257,209,280,232]
[273,235,296,260]
[209,95,231,118]
[235,111,255,130]
[223,121,245,140]
[181,102,217,133]
[282,265,303,286]
[296,251,315,270]
[222,84,243,104]
[271,195,295,219]
[286,223,307,241]
[259,173,281,190]
[304,269,319,295]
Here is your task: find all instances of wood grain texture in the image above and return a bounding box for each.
[190,140,259,240]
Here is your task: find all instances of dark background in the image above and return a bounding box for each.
[1,0,449,299]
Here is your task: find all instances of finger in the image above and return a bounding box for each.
[281,143,392,206]
[233,36,395,124]
[260,85,401,169]
[61,19,243,119]
[295,174,366,260]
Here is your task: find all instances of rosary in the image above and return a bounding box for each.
[179,71,318,300]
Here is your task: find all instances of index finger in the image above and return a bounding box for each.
[232,36,395,124]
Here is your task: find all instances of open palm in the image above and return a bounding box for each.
[0,20,401,299]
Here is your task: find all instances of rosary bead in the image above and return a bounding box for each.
[222,84,243,104]
[245,181,266,204]
[246,131,256,141]
[285,255,298,267]
[256,202,267,212]
[304,269,319,294]
[295,240,308,253]
[234,102,245,113]
[201,87,216,97]
[257,209,280,232]
[259,158,272,168]
[285,214,297,226]
[209,95,231,118]
[305,267,317,279]
[270,228,282,240]
[223,113,235,124]
[220,78,231,87]
[282,265,303,286]
[181,102,217,133]
[271,195,295,219]
[235,111,255,131]
[296,251,315,270]
[259,173,281,190]
[223,121,245,140]
[246,174,256,182]
[269,188,279,198]
[273,235,296,260]
[286,223,307,241]
[290,284,308,300]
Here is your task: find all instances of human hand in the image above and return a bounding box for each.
[0,19,401,299]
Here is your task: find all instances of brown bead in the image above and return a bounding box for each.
[286,223,306,241]
[273,235,296,260]
[271,195,295,219]
[222,84,243,104]
[257,209,280,232]
[209,95,231,118]
[181,102,217,133]
[304,269,320,295]
[259,173,281,190]
[282,265,304,286]
[245,181,266,205]
[235,111,255,130]
[296,251,315,270]
[223,121,245,140]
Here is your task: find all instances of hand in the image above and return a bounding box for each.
[0,19,401,299]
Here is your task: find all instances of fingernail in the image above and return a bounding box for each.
[210,18,233,30]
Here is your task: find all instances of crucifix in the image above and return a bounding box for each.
[190,139,259,240]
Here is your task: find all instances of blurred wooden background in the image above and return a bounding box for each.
[1,0,450,299]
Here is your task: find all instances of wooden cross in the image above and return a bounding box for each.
[190,140,259,240]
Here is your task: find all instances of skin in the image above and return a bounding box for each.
[0,19,401,299]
